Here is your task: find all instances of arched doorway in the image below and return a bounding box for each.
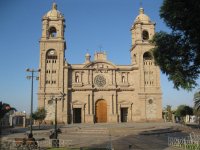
[95,99,107,123]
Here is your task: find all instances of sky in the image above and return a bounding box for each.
[0,0,199,113]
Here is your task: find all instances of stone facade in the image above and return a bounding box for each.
[38,3,162,124]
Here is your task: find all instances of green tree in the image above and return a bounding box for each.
[152,0,200,91]
[194,90,200,110]
[175,105,193,122]
[164,105,173,122]
[193,90,200,124]
[32,107,46,129]
[0,101,16,120]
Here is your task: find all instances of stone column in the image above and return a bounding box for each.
[114,70,116,85]
[81,71,83,82]
[118,104,121,123]
[92,92,95,114]
[111,70,113,84]
[92,92,95,123]
[131,103,133,121]
[88,94,90,115]
[116,92,118,114]
[88,70,90,84]
[82,104,86,123]
[127,72,129,83]
[23,116,26,127]
[9,115,13,127]
[91,70,93,85]
[71,102,73,124]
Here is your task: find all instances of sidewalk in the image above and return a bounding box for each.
[1,122,186,150]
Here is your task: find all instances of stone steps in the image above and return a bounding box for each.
[62,127,109,135]
[139,127,181,135]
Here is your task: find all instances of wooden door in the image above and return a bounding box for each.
[96,100,107,123]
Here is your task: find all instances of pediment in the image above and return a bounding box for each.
[118,100,133,108]
[83,61,116,69]
[72,100,85,105]
[119,100,132,105]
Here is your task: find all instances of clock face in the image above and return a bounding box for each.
[49,50,55,55]
[94,75,106,87]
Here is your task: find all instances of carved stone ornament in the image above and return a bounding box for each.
[94,74,106,87]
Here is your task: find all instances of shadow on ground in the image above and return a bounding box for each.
[87,128,189,150]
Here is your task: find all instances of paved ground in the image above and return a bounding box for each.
[1,122,198,150]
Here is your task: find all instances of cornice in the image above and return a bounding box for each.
[68,87,135,92]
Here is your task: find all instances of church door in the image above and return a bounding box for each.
[95,100,107,123]
[73,108,81,123]
[121,108,128,122]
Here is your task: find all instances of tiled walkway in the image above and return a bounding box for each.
[1,122,189,150]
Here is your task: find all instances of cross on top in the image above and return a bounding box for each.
[140,0,143,7]
[99,45,103,52]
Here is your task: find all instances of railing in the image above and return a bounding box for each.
[168,133,200,150]
[0,139,113,150]
[38,139,72,148]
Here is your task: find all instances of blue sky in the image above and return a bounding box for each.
[0,0,198,113]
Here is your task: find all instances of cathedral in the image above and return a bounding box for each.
[38,3,162,124]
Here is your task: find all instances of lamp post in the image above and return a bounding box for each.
[23,111,26,128]
[48,92,65,147]
[26,68,40,138]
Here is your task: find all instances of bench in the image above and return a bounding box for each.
[15,138,38,149]
[15,138,25,147]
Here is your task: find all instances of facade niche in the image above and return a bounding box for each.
[122,73,126,83]
[75,72,80,83]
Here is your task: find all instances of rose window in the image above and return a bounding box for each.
[94,75,106,87]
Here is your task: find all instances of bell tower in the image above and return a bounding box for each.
[130,8,162,121]
[38,3,67,123]
[130,7,160,90]
[130,8,155,64]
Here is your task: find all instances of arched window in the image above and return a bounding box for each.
[143,52,152,60]
[49,27,57,38]
[142,30,149,40]
[46,49,57,59]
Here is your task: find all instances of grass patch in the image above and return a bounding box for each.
[185,144,200,150]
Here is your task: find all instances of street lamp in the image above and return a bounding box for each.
[23,111,26,128]
[48,92,65,147]
[26,68,40,138]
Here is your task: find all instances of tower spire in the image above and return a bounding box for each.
[52,1,57,10]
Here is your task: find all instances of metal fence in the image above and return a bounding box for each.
[0,139,113,150]
[168,133,200,150]
[0,139,72,150]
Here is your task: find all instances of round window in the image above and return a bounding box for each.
[148,99,153,104]
[94,75,106,87]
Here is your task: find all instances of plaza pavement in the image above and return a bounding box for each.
[0,122,196,150]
